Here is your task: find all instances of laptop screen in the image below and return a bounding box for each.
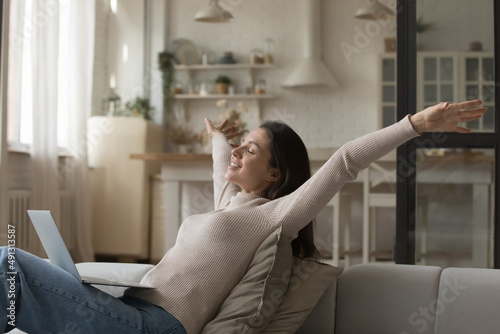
[27,210,81,280]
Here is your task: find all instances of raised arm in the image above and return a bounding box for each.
[261,100,487,238]
[205,118,241,209]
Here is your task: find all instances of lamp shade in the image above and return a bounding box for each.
[195,1,233,23]
[355,0,394,20]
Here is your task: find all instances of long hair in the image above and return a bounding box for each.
[259,121,320,259]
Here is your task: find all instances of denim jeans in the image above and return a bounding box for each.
[0,247,186,334]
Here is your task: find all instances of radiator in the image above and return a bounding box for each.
[7,190,75,256]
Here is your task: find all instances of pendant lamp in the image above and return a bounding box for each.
[195,0,234,23]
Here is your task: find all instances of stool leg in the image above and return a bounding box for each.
[332,194,340,266]
[419,196,428,265]
[370,206,377,262]
[343,195,351,268]
[362,170,369,264]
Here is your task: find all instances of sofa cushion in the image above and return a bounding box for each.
[201,227,293,333]
[335,263,442,334]
[434,267,500,334]
[295,282,337,333]
[262,258,342,333]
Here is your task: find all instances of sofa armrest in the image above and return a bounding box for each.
[75,262,155,297]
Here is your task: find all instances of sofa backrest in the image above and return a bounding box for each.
[433,267,500,334]
[297,263,500,334]
[335,263,443,334]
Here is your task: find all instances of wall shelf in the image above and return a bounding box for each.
[173,63,277,123]
[175,64,275,70]
[175,94,274,100]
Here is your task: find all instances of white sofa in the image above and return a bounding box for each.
[11,262,500,333]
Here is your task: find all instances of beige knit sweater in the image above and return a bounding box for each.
[127,116,419,333]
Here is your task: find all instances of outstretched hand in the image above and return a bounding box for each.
[409,100,487,133]
[204,118,240,140]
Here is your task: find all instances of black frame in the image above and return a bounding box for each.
[0,0,3,81]
[395,0,500,267]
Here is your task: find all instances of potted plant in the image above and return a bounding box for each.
[416,15,436,50]
[123,97,155,120]
[159,51,176,115]
[166,125,196,154]
[214,75,231,94]
[416,15,436,34]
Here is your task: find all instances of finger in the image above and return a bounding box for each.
[224,125,239,133]
[226,131,241,140]
[460,112,484,123]
[204,118,215,132]
[457,106,487,118]
[455,126,471,134]
[466,106,488,114]
[451,99,483,111]
[440,101,450,111]
[217,119,228,130]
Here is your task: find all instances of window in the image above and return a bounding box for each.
[7,0,73,150]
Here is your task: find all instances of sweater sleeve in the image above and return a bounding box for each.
[212,133,241,209]
[260,115,420,239]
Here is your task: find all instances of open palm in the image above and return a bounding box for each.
[412,100,487,133]
[204,118,240,140]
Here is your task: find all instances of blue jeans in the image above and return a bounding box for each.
[0,247,186,334]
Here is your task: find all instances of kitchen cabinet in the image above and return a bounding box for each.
[379,51,494,131]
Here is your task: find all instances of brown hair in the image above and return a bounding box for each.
[259,121,320,259]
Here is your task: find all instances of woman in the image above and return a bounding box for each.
[0,100,486,333]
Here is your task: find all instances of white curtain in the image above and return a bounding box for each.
[20,0,95,261]
[30,0,61,255]
[63,0,96,262]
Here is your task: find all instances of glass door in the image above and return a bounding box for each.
[395,0,499,268]
[415,148,494,268]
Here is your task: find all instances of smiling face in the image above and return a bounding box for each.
[225,128,280,196]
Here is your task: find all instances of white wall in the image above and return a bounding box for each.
[100,0,494,149]
[417,0,494,52]
[166,0,396,149]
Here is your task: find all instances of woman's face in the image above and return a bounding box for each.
[225,128,279,196]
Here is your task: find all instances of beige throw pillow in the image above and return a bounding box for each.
[261,258,343,333]
[201,227,293,334]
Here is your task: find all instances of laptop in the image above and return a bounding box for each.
[27,210,153,288]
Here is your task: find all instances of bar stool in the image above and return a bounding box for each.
[326,192,352,267]
[362,162,397,263]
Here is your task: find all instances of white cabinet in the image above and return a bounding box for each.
[88,117,163,259]
[461,52,495,131]
[379,51,494,131]
[379,54,397,128]
[417,52,459,112]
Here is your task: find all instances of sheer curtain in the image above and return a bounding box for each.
[61,0,96,262]
[10,0,95,261]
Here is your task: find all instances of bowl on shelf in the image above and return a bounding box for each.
[216,51,237,64]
